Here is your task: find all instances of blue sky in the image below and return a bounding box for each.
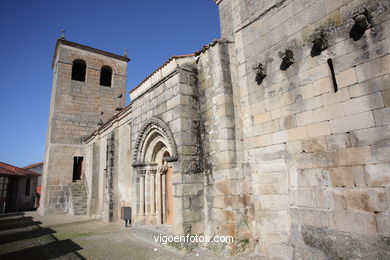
[0,0,220,167]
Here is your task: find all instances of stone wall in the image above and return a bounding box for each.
[197,40,250,253]
[216,0,390,258]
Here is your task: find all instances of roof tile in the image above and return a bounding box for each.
[0,162,41,177]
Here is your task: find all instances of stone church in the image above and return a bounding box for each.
[39,0,390,258]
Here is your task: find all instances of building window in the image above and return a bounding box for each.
[327,58,338,93]
[71,59,87,82]
[73,157,83,181]
[100,66,112,87]
[25,178,31,196]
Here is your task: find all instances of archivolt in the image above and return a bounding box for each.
[132,117,178,167]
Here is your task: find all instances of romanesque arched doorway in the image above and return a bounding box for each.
[132,117,178,225]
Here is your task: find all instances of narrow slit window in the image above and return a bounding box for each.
[100,66,112,87]
[73,157,83,181]
[327,58,338,93]
[71,59,87,82]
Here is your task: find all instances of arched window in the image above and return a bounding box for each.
[71,59,86,82]
[100,66,112,87]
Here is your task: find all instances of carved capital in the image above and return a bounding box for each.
[157,165,168,174]
[138,169,146,176]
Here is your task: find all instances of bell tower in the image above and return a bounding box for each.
[39,35,130,215]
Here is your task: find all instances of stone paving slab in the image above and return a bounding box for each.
[0,212,263,260]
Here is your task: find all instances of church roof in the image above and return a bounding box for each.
[129,54,194,95]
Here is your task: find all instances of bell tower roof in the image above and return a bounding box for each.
[51,38,130,69]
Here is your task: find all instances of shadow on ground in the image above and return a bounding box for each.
[0,213,85,260]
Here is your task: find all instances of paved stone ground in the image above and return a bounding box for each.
[0,212,262,260]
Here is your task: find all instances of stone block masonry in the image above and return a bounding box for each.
[217,0,390,258]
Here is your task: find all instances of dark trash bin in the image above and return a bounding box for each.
[121,207,131,227]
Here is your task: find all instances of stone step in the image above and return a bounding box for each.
[70,182,88,216]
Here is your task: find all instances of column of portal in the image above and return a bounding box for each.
[162,173,166,224]
[145,172,150,218]
[156,171,162,224]
[139,174,145,216]
[150,171,156,216]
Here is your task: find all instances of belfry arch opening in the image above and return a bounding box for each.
[100,66,112,87]
[71,59,86,82]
